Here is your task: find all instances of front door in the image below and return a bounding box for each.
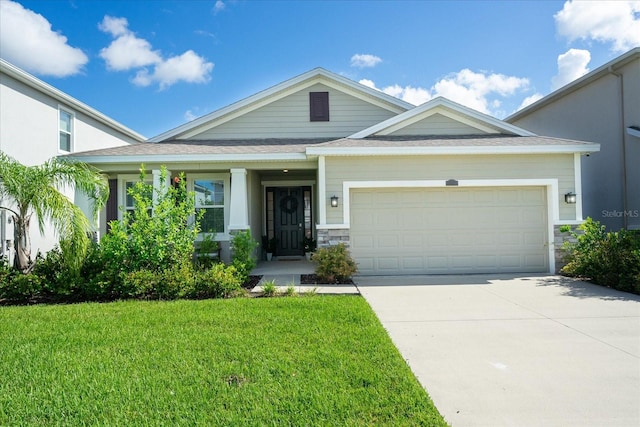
[274,187,304,256]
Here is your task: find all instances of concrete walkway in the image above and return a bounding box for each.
[357,274,640,427]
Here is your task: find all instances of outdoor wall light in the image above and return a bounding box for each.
[330,195,339,207]
[564,192,577,204]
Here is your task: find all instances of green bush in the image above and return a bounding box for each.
[261,279,278,297]
[231,230,258,283]
[100,166,201,280]
[562,218,640,294]
[121,270,160,298]
[0,272,42,302]
[33,247,79,299]
[156,264,196,300]
[194,263,241,298]
[312,243,358,283]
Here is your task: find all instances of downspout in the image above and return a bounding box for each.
[608,65,628,229]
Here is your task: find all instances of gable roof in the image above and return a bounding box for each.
[149,67,414,142]
[349,97,536,138]
[507,47,640,122]
[0,59,146,142]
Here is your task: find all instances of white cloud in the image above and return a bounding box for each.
[555,0,640,52]
[0,0,88,77]
[100,33,162,71]
[360,69,530,116]
[551,48,591,90]
[184,110,198,122]
[98,15,214,89]
[138,50,214,89]
[213,1,226,13]
[98,15,129,37]
[350,54,382,68]
[518,93,544,110]
[358,79,376,89]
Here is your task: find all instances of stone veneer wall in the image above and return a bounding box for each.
[317,228,350,248]
[554,224,583,273]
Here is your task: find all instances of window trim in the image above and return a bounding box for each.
[58,107,74,153]
[188,173,231,241]
[117,174,152,221]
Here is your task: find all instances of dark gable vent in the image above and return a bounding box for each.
[309,92,329,122]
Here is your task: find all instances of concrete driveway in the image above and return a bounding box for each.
[357,275,640,427]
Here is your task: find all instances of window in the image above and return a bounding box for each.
[117,175,152,220]
[59,109,73,152]
[309,92,329,121]
[194,178,225,234]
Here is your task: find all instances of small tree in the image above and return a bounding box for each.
[0,151,108,273]
[100,166,201,277]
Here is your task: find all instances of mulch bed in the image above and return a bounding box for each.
[300,274,354,285]
[241,275,262,290]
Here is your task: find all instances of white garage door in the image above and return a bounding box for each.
[350,187,548,275]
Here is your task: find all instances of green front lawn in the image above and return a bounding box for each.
[0,296,447,426]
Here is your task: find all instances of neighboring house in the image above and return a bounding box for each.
[508,47,640,231]
[0,59,145,261]
[71,68,599,275]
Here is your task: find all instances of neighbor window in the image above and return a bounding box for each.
[309,92,329,121]
[194,178,225,233]
[59,109,73,152]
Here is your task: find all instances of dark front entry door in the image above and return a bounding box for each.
[274,187,304,256]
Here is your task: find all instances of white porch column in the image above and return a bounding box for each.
[318,156,327,225]
[228,168,249,231]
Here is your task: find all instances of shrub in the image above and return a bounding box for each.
[157,264,196,300]
[33,247,79,299]
[100,166,201,280]
[562,218,640,294]
[261,279,278,297]
[312,243,357,283]
[231,230,259,283]
[0,272,42,302]
[121,270,160,298]
[194,263,241,298]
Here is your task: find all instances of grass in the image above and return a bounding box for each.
[0,296,447,426]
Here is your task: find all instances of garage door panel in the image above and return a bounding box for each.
[351,187,548,275]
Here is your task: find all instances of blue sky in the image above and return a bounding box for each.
[1,0,639,138]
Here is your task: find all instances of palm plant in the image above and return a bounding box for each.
[0,152,108,273]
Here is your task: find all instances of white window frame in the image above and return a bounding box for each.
[188,173,231,241]
[58,107,74,153]
[117,174,152,220]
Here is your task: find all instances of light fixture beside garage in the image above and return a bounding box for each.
[330,195,339,207]
[564,192,577,204]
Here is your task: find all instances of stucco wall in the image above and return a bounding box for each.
[510,58,640,230]
[0,70,139,259]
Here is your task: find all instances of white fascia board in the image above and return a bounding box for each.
[0,59,146,142]
[348,97,537,139]
[306,143,600,156]
[149,67,412,142]
[70,152,309,164]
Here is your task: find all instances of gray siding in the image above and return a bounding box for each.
[324,154,576,223]
[191,83,398,139]
[387,113,489,136]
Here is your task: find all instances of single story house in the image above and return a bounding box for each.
[71,68,599,275]
[507,47,639,231]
